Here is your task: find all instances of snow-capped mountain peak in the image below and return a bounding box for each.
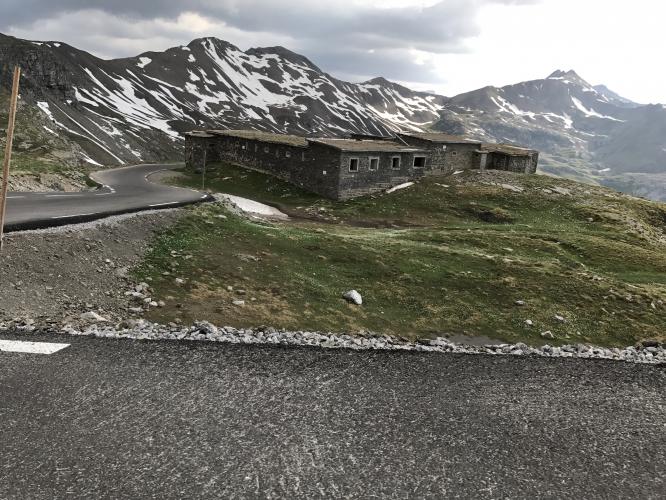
[1,33,665,201]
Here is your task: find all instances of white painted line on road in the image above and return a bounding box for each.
[51,212,97,219]
[0,339,70,355]
[45,194,85,198]
[149,202,178,207]
[7,195,25,199]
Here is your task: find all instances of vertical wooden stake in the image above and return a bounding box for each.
[0,66,21,250]
[202,142,207,191]
[0,66,21,251]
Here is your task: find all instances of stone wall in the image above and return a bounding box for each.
[487,152,539,174]
[185,132,540,201]
[337,151,415,199]
[397,135,479,174]
[442,143,482,173]
[185,135,216,172]
[185,134,342,199]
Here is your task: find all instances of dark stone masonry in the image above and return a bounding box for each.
[185,129,539,200]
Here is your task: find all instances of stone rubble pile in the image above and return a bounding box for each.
[3,318,660,365]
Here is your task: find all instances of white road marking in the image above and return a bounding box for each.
[7,195,25,199]
[0,339,70,354]
[149,202,178,207]
[51,212,97,219]
[45,194,84,198]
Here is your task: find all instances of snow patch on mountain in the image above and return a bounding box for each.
[571,97,624,122]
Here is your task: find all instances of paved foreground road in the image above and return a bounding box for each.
[1,333,664,499]
[4,164,208,231]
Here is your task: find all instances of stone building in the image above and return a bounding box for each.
[185,129,539,200]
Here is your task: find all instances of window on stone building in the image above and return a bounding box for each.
[349,158,359,172]
[302,152,306,161]
[369,157,379,171]
[255,144,258,152]
[451,151,458,156]
[285,150,291,158]
[391,157,401,170]
[264,146,270,153]
[413,156,426,168]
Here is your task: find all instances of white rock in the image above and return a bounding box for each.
[343,290,363,305]
[541,331,555,339]
[175,278,185,285]
[80,311,109,323]
[501,184,524,193]
[232,300,245,306]
[524,319,533,327]
[552,186,571,196]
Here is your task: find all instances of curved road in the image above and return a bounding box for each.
[4,164,210,232]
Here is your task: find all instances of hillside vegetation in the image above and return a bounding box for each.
[0,91,95,190]
[134,164,666,347]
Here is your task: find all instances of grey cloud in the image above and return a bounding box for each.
[2,0,542,84]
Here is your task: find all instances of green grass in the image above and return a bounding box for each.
[138,163,666,346]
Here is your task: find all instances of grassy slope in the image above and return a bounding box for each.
[0,91,98,185]
[134,163,666,347]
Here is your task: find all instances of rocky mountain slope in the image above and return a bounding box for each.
[1,33,665,200]
[0,33,443,167]
[435,70,666,200]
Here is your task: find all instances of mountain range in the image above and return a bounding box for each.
[1,33,665,201]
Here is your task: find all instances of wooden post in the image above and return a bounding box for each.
[0,66,21,251]
[201,141,207,191]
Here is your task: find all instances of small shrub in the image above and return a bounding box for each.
[466,205,515,224]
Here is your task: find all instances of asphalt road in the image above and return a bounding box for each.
[4,164,209,231]
[1,333,664,499]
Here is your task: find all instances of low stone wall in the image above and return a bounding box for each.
[488,152,540,174]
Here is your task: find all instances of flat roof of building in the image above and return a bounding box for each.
[398,132,481,145]
[186,130,215,138]
[311,138,425,153]
[207,129,309,147]
[480,143,536,156]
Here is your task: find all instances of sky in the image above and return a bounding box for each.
[2,0,664,104]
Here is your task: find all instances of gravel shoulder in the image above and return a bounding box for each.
[0,210,182,325]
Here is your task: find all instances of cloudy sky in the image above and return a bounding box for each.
[3,0,664,103]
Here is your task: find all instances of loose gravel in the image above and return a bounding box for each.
[2,319,663,365]
[0,209,181,325]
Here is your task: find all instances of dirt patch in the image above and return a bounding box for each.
[0,210,181,326]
